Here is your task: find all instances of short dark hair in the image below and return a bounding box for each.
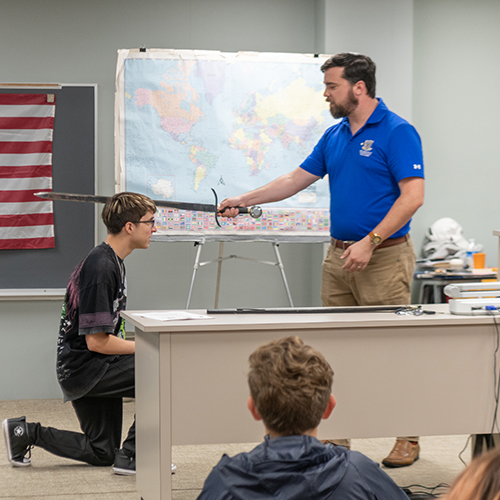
[321,52,376,98]
[248,336,333,436]
[101,192,157,234]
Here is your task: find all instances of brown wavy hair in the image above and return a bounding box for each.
[101,192,157,234]
[248,336,333,435]
[442,448,500,500]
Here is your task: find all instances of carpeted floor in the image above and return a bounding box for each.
[0,399,474,499]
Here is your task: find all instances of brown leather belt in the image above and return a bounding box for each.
[331,234,409,250]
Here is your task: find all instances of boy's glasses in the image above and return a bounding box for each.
[131,219,156,227]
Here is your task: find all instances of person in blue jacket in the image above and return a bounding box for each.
[197,336,408,500]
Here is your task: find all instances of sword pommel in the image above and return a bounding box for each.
[237,206,262,219]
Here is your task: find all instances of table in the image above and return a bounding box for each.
[122,304,500,500]
[414,270,497,303]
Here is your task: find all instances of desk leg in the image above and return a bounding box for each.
[136,330,172,500]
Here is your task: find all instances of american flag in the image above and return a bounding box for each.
[0,93,56,250]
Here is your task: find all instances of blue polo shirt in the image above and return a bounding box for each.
[300,99,424,241]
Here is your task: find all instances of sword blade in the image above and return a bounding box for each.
[35,192,217,212]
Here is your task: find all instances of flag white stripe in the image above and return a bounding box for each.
[0,177,52,191]
[0,201,53,215]
[0,152,52,167]
[0,98,55,249]
[0,104,55,118]
[0,225,54,240]
[0,129,53,141]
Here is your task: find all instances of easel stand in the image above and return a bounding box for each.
[153,232,331,310]
[186,239,293,309]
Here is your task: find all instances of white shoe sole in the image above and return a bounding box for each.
[2,419,31,467]
[112,463,176,475]
[113,466,136,476]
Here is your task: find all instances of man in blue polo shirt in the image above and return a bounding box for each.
[219,53,425,468]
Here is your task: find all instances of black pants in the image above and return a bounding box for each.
[28,354,135,466]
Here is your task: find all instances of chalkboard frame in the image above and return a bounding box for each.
[0,84,97,293]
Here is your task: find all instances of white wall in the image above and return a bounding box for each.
[412,0,500,263]
[322,0,414,121]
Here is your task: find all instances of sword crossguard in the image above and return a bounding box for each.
[211,188,221,228]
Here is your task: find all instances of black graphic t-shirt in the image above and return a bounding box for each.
[56,242,127,402]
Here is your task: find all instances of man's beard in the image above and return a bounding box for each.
[329,88,358,119]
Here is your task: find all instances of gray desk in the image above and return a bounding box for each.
[122,304,500,500]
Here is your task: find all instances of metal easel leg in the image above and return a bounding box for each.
[272,242,294,307]
[186,239,205,309]
[187,240,294,309]
[214,242,224,309]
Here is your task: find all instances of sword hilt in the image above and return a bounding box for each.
[234,206,262,218]
[218,205,262,219]
[212,188,262,224]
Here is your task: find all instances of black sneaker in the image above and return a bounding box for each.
[112,449,177,475]
[2,417,32,467]
[113,448,136,476]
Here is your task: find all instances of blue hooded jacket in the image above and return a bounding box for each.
[197,435,408,500]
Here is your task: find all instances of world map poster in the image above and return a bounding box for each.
[115,49,335,237]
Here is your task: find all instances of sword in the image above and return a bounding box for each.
[34,189,262,228]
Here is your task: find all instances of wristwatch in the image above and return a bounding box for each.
[369,231,382,246]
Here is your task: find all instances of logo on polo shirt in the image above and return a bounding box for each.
[360,140,374,157]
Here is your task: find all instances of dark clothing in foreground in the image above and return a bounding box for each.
[198,435,407,500]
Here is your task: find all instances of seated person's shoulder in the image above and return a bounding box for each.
[342,450,408,499]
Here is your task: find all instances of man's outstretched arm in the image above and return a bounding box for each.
[218,167,320,217]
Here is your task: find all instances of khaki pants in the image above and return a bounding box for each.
[321,236,416,307]
[322,236,418,444]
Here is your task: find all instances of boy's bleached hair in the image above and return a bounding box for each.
[248,336,333,435]
[101,192,157,234]
[442,448,500,500]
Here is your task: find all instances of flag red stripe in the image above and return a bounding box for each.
[0,213,54,227]
[0,236,55,250]
[0,190,50,203]
[0,94,54,105]
[0,165,52,178]
[0,117,54,130]
[0,94,55,251]
[0,141,53,154]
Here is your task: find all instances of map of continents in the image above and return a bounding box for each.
[124,56,332,208]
